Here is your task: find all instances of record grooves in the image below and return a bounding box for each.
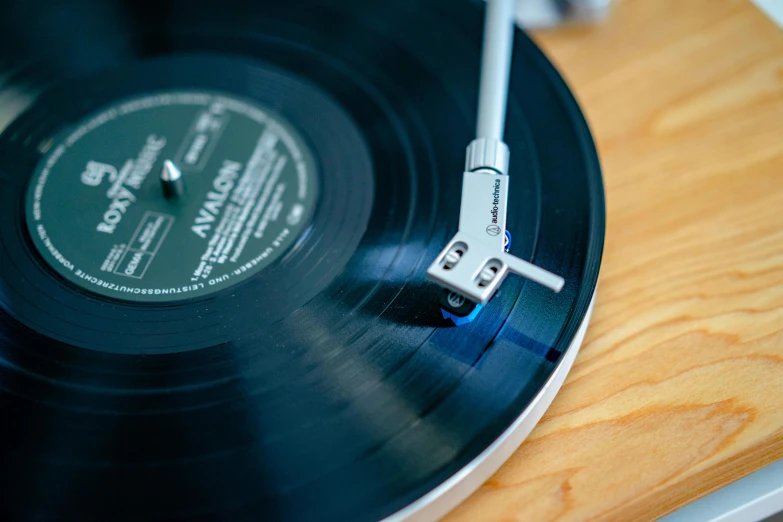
[0,1,604,521]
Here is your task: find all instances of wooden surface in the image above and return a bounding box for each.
[445,0,783,520]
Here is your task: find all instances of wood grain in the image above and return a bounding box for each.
[445,0,783,520]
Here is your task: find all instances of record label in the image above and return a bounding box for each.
[25,90,318,302]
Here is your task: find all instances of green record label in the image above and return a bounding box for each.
[25,91,318,302]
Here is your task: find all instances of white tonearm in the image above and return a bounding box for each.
[427,0,564,320]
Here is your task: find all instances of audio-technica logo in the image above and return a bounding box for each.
[447,291,465,308]
[491,178,500,224]
[486,224,501,236]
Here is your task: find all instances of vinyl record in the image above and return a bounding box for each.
[0,0,604,521]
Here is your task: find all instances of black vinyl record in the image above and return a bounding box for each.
[0,0,604,521]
